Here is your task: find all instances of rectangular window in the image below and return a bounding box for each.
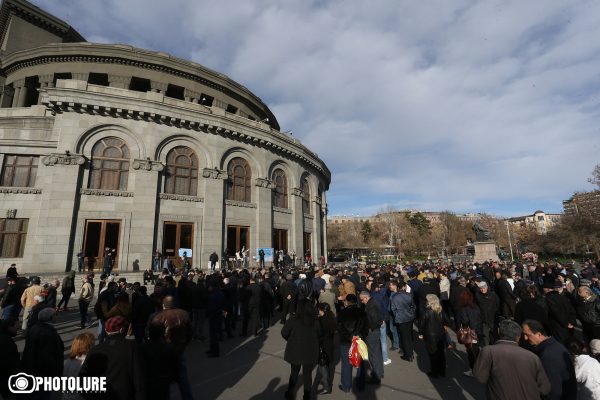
[0,218,28,258]
[200,94,214,106]
[0,155,39,187]
[165,84,185,100]
[226,104,238,114]
[129,77,151,92]
[88,73,110,86]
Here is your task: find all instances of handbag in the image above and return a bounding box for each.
[281,318,296,341]
[348,336,362,368]
[456,324,477,345]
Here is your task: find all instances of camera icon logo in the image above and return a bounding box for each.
[9,373,37,394]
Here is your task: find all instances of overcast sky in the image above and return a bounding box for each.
[34,0,600,217]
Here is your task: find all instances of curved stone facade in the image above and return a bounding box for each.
[0,0,330,273]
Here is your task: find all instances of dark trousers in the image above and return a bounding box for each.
[428,340,446,375]
[224,312,234,338]
[57,292,72,310]
[78,299,89,328]
[317,361,334,392]
[287,363,314,398]
[133,324,146,344]
[397,321,414,358]
[466,342,480,369]
[242,307,259,336]
[208,316,221,355]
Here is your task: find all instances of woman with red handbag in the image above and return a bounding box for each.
[458,290,483,377]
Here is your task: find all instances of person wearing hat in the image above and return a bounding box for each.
[545,280,577,343]
[80,316,145,400]
[20,276,43,330]
[21,307,64,379]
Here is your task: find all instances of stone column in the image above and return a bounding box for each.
[201,168,227,269]
[0,85,14,108]
[72,72,90,82]
[291,187,304,265]
[32,153,86,271]
[108,75,131,89]
[38,75,54,105]
[322,193,328,263]
[312,195,323,262]
[255,178,273,264]
[184,88,200,103]
[150,81,168,94]
[127,160,164,271]
[11,79,25,107]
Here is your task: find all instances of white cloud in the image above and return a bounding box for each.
[33,0,600,216]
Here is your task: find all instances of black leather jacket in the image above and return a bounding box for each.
[337,304,368,345]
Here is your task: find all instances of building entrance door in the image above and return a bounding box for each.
[227,225,249,254]
[162,222,194,268]
[273,229,288,253]
[83,220,120,271]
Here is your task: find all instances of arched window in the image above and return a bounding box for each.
[272,169,288,208]
[302,177,311,215]
[164,146,198,196]
[89,137,130,190]
[226,157,251,202]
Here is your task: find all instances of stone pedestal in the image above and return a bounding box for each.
[472,241,499,263]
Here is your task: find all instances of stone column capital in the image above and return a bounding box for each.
[150,81,168,93]
[202,167,227,180]
[108,75,131,89]
[291,187,304,197]
[11,78,25,87]
[132,159,164,172]
[42,153,86,166]
[255,178,274,189]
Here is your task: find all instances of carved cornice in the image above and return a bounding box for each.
[0,187,42,194]
[273,207,292,214]
[132,159,164,172]
[314,196,322,205]
[304,213,314,220]
[225,200,256,208]
[80,188,134,197]
[159,193,204,202]
[255,178,273,189]
[42,153,86,166]
[202,168,227,180]
[291,187,304,197]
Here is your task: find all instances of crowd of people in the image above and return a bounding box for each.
[1,257,600,399]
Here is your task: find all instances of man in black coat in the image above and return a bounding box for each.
[495,271,517,318]
[279,274,297,324]
[0,318,19,400]
[450,276,469,326]
[474,281,500,345]
[80,316,145,400]
[241,276,261,336]
[337,294,369,393]
[131,286,156,344]
[0,276,23,320]
[206,280,225,357]
[522,319,577,400]
[209,251,219,271]
[21,308,64,377]
[417,277,441,320]
[544,282,576,343]
[359,291,384,383]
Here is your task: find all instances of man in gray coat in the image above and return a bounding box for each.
[473,319,551,400]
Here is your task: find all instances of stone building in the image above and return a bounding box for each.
[0,0,330,273]
[507,210,561,234]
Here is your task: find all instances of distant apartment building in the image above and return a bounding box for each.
[563,190,600,222]
[507,210,561,234]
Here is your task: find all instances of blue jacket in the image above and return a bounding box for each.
[390,291,415,324]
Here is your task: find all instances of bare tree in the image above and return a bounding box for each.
[589,163,600,189]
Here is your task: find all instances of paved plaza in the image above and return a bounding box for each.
[12,288,485,400]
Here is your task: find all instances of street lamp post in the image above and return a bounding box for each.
[506,220,515,262]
